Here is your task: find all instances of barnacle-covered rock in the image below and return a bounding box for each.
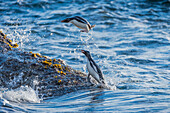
[0,31,93,98]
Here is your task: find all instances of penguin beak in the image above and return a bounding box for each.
[81,50,85,54]
[61,18,70,23]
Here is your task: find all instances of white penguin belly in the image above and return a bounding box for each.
[86,60,100,81]
[71,20,88,30]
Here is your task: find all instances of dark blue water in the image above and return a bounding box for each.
[0,0,170,112]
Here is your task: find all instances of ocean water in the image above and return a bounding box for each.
[0,0,170,112]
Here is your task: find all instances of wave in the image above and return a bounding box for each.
[0,86,40,103]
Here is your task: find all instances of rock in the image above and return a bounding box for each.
[0,31,93,98]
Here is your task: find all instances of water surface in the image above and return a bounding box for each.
[0,0,170,112]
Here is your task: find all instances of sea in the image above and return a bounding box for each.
[0,0,170,112]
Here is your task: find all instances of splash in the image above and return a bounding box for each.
[105,84,117,90]
[79,30,95,50]
[95,82,117,90]
[0,27,39,51]
[1,86,40,103]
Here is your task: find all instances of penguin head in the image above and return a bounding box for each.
[61,18,72,23]
[81,50,91,58]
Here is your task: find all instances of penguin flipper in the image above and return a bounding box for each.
[87,74,96,85]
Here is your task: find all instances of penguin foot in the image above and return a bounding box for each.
[90,83,95,87]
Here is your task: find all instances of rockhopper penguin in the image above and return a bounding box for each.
[81,50,105,85]
[61,16,95,33]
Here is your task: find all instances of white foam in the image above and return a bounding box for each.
[1,86,40,103]
[100,83,117,90]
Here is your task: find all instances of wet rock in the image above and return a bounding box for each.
[0,31,93,98]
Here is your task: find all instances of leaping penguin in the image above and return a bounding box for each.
[61,16,95,33]
[81,50,105,85]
